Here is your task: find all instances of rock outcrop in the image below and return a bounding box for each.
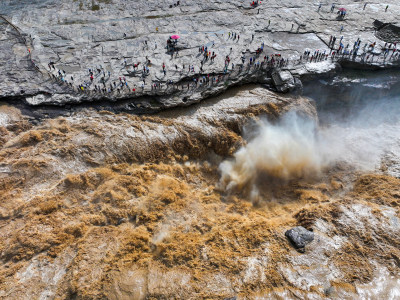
[272,70,296,93]
[0,0,399,113]
[285,226,315,252]
[374,19,400,43]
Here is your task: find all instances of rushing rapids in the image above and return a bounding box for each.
[1,77,400,298]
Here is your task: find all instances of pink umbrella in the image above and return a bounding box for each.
[171,35,180,40]
[339,8,346,11]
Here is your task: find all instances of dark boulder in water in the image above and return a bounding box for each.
[285,226,314,252]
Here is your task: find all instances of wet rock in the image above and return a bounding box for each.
[373,20,386,29]
[375,21,400,43]
[285,226,314,252]
[293,77,303,95]
[272,70,296,93]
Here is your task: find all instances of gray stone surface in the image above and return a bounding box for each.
[0,0,400,111]
[272,70,295,92]
[285,226,314,251]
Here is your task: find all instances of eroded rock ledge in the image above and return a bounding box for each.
[0,0,399,114]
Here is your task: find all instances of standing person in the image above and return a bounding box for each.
[363,3,367,10]
[385,5,389,12]
[340,25,344,33]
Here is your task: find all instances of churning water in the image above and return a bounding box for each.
[221,70,400,189]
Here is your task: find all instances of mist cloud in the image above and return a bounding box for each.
[219,104,400,196]
[219,112,323,193]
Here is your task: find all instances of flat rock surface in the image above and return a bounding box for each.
[0,0,399,110]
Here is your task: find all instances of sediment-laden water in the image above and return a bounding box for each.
[0,74,400,299]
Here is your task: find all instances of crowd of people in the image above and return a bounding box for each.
[46,31,299,99]
[41,3,399,99]
[300,39,399,65]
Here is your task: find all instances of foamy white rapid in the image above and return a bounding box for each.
[219,113,323,193]
[220,101,400,193]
